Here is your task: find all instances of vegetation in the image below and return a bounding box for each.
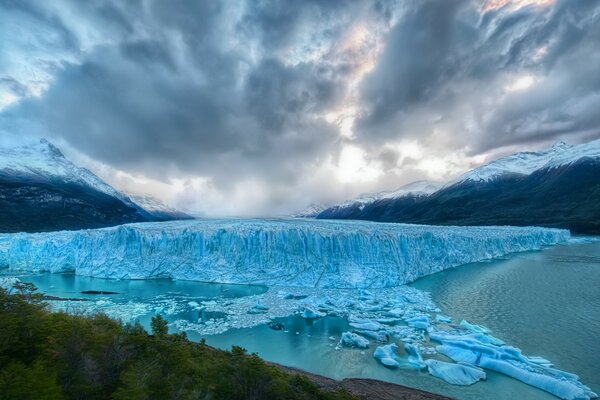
[0,283,356,400]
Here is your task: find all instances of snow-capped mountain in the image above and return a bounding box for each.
[453,138,600,184]
[0,139,142,210]
[292,203,328,218]
[377,180,441,199]
[316,180,441,219]
[454,141,571,184]
[319,139,600,234]
[0,139,179,232]
[128,193,193,221]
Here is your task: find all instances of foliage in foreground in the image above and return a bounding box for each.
[0,283,356,400]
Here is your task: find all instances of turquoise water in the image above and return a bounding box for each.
[7,240,599,399]
[203,240,600,399]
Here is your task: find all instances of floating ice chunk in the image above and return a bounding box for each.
[375,317,402,325]
[349,317,384,331]
[405,315,429,330]
[460,320,489,334]
[385,308,404,318]
[431,331,505,347]
[373,343,401,368]
[528,356,553,367]
[433,333,597,400]
[405,343,426,369]
[355,329,390,343]
[301,306,324,319]
[424,359,486,385]
[436,314,452,323]
[253,302,269,311]
[340,332,370,349]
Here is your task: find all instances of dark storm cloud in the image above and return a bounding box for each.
[2,0,600,213]
[238,0,357,51]
[356,0,600,151]
[2,0,347,185]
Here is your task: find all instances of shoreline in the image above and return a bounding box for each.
[272,363,454,400]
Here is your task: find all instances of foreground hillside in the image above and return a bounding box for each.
[0,283,356,400]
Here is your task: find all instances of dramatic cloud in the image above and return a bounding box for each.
[1,0,599,215]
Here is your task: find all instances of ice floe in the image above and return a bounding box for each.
[340,332,370,349]
[374,343,402,368]
[424,359,486,385]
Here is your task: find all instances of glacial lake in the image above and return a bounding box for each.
[5,239,599,400]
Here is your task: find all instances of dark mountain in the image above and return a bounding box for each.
[0,139,190,233]
[317,140,600,234]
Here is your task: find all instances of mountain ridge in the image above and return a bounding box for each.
[0,139,191,233]
[317,139,600,234]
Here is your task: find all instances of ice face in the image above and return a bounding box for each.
[0,219,569,288]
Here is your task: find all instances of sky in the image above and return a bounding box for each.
[1,0,599,216]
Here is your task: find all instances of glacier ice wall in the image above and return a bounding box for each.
[0,219,569,288]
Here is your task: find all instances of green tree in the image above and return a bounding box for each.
[150,315,168,337]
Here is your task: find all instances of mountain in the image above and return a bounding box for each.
[128,193,193,221]
[0,139,155,233]
[317,139,600,234]
[292,203,328,218]
[317,180,441,220]
[451,141,571,184]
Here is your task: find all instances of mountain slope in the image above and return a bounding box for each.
[0,139,154,233]
[318,180,440,220]
[318,140,600,234]
[128,193,193,221]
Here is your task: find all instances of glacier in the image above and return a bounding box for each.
[0,219,569,288]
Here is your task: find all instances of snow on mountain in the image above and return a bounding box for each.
[378,180,441,199]
[453,138,600,185]
[454,141,572,184]
[329,180,441,212]
[292,203,327,218]
[0,219,569,288]
[544,138,600,169]
[128,193,193,220]
[0,139,139,209]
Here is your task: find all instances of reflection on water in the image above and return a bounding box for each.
[19,273,267,300]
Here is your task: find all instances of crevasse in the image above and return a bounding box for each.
[0,219,569,288]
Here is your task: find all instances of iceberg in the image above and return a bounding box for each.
[0,219,569,288]
[373,343,402,368]
[404,343,426,369]
[431,330,597,400]
[424,359,486,385]
[339,332,370,349]
[300,306,324,319]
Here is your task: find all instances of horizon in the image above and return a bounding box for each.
[1,0,599,216]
